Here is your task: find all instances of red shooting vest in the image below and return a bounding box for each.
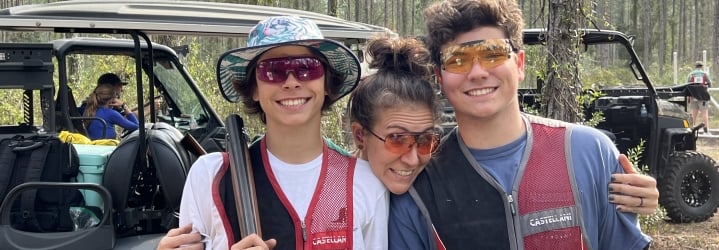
[517,120,587,250]
[217,138,355,250]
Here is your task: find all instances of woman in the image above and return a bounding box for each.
[83,83,138,140]
[171,16,387,250]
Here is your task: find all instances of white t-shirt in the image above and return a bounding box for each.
[179,152,388,250]
[267,151,321,219]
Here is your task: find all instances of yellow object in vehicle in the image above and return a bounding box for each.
[91,139,120,146]
[59,131,120,146]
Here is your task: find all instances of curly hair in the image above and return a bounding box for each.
[423,0,524,66]
[348,37,440,132]
[232,48,344,124]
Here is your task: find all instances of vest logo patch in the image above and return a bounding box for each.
[520,206,580,237]
[529,212,573,227]
[333,207,348,223]
[311,230,348,249]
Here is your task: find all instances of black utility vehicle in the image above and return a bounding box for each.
[522,29,719,223]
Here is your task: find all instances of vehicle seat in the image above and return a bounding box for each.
[55,85,88,135]
[102,122,199,235]
[147,122,198,213]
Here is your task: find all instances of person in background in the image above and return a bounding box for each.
[687,60,713,135]
[390,0,654,249]
[78,72,128,115]
[83,83,138,140]
[160,15,388,250]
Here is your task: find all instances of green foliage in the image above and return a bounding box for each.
[0,90,28,125]
[624,139,667,233]
[521,103,542,116]
[583,111,605,127]
[626,139,647,173]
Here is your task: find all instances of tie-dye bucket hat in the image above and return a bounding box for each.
[216,15,361,103]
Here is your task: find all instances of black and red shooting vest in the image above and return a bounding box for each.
[215,138,355,249]
[410,115,589,250]
[687,70,712,101]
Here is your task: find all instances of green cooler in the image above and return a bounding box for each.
[73,144,116,208]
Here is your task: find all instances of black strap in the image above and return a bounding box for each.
[20,140,51,232]
[686,84,711,101]
[0,139,18,199]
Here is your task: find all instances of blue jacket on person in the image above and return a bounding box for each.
[87,106,139,140]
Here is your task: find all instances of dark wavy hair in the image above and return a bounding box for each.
[423,0,524,66]
[232,47,344,124]
[348,37,440,132]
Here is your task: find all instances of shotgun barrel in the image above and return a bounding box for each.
[224,114,261,237]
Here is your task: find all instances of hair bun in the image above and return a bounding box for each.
[366,37,432,80]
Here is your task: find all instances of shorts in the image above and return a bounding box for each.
[689,99,709,111]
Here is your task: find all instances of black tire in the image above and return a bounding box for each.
[659,151,719,223]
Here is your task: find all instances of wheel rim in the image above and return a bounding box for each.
[681,168,713,207]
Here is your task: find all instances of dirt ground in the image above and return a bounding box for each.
[648,139,719,249]
[650,216,719,249]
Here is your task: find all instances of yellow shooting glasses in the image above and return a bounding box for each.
[440,39,517,74]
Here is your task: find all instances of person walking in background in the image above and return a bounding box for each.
[83,83,139,140]
[687,61,713,135]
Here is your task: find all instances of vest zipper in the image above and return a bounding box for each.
[301,220,307,242]
[507,194,516,215]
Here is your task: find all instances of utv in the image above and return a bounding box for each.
[0,1,387,249]
[520,29,719,223]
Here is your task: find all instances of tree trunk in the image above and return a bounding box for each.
[383,0,388,28]
[680,0,686,61]
[596,0,610,68]
[670,0,675,64]
[354,0,360,21]
[631,0,638,34]
[659,0,666,73]
[327,0,337,17]
[365,0,370,23]
[714,0,719,79]
[691,0,698,59]
[543,0,584,122]
[400,0,406,35]
[345,0,351,20]
[410,0,415,35]
[641,0,651,65]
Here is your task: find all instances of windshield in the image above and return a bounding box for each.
[153,58,209,129]
[153,58,209,126]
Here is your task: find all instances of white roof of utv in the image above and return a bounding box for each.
[0,0,392,40]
